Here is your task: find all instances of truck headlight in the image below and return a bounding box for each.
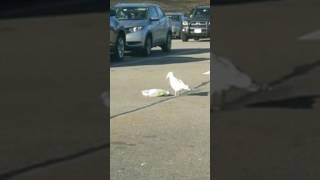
[127,26,144,33]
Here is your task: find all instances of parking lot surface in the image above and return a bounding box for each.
[110,39,210,180]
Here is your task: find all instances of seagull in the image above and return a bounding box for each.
[166,72,191,96]
[212,56,270,110]
[202,71,210,75]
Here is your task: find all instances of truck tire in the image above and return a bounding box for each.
[181,33,189,42]
[161,33,172,53]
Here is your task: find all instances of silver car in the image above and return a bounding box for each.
[112,3,172,56]
[110,9,126,61]
[166,12,185,39]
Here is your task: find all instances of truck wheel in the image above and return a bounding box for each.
[161,33,172,53]
[181,33,189,42]
[194,37,200,41]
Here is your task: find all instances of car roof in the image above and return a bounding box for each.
[113,3,160,8]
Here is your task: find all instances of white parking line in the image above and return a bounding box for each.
[298,29,320,40]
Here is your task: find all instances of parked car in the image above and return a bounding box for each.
[181,5,210,41]
[165,12,185,39]
[112,3,172,56]
[110,9,126,61]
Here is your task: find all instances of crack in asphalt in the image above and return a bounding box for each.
[0,143,109,180]
[110,80,210,119]
[222,58,320,110]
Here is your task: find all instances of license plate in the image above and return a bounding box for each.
[194,28,202,33]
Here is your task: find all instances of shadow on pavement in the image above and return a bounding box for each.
[188,92,209,96]
[247,95,320,109]
[112,56,209,68]
[124,47,210,58]
[111,48,210,67]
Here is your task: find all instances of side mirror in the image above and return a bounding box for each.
[150,16,160,21]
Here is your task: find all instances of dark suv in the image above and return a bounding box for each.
[181,5,210,41]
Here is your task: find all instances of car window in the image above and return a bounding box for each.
[156,7,164,18]
[190,8,209,18]
[114,7,148,20]
[149,6,159,18]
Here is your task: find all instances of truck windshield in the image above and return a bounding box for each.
[190,8,209,18]
[114,7,148,20]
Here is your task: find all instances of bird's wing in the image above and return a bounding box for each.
[178,79,190,90]
[178,79,186,86]
[169,77,180,91]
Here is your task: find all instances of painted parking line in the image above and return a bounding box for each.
[298,29,320,40]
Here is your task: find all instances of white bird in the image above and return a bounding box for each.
[212,56,270,110]
[202,71,210,75]
[166,72,191,96]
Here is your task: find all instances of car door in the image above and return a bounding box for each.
[156,7,167,41]
[148,6,161,45]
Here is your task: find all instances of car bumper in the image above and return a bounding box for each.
[182,27,210,37]
[125,30,146,49]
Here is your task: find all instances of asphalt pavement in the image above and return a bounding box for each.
[0,13,108,180]
[213,0,320,179]
[110,39,210,180]
[2,0,320,179]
